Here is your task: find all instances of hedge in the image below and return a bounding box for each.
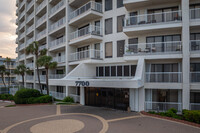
[0,94,14,100]
[182,110,200,124]
[14,89,41,98]
[63,96,74,103]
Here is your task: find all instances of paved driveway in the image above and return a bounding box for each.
[0,102,199,133]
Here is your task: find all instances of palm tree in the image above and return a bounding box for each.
[14,64,31,87]
[25,41,47,93]
[37,56,57,95]
[5,71,10,87]
[4,57,11,87]
[0,65,6,88]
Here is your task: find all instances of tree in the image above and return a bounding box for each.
[25,41,47,93]
[14,64,31,87]
[0,65,6,88]
[4,57,11,87]
[37,56,57,95]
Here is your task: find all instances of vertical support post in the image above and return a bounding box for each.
[80,87,85,105]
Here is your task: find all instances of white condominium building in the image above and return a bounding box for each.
[15,0,200,112]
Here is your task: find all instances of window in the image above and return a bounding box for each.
[190,4,200,19]
[117,66,122,76]
[117,40,125,57]
[105,18,113,35]
[57,86,64,93]
[117,0,123,8]
[105,0,112,11]
[99,67,104,76]
[117,15,125,32]
[124,65,130,76]
[105,66,110,76]
[105,42,113,58]
[128,38,138,53]
[111,66,116,76]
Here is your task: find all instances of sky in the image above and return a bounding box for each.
[0,0,17,59]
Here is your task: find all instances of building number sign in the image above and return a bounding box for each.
[75,81,90,87]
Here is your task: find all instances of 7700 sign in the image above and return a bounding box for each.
[75,81,90,87]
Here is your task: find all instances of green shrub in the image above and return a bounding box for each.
[35,95,52,103]
[148,111,156,114]
[63,96,74,103]
[168,108,178,114]
[182,110,200,124]
[14,89,41,98]
[0,94,14,100]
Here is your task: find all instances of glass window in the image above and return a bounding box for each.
[105,0,112,11]
[117,66,122,76]
[111,66,116,76]
[105,66,110,76]
[105,42,113,58]
[105,18,113,35]
[124,65,130,76]
[117,40,125,57]
[96,67,99,76]
[131,65,136,76]
[128,38,138,53]
[117,0,123,8]
[99,67,104,76]
[117,15,125,32]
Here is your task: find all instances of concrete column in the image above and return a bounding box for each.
[80,87,85,105]
[181,0,190,110]
[65,86,69,97]
[138,87,145,111]
[135,88,139,111]
[129,88,135,111]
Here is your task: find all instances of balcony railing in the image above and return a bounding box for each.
[36,75,46,82]
[50,0,65,15]
[190,72,200,83]
[27,63,34,69]
[49,36,66,48]
[19,0,25,9]
[26,25,34,34]
[69,94,80,103]
[190,8,200,20]
[26,75,34,80]
[19,32,25,40]
[69,49,102,62]
[36,0,47,14]
[190,103,200,110]
[190,40,200,52]
[19,21,25,29]
[26,12,34,22]
[70,25,102,40]
[42,90,66,100]
[124,10,182,27]
[145,101,182,112]
[39,44,46,51]
[19,54,25,60]
[19,43,25,50]
[19,10,25,20]
[36,29,46,40]
[49,17,66,32]
[126,41,182,55]
[146,72,182,83]
[49,74,66,79]
[27,37,34,46]
[36,14,47,27]
[69,1,102,20]
[53,55,65,63]
[27,0,34,11]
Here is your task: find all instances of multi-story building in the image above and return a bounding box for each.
[0,56,16,87]
[15,0,200,112]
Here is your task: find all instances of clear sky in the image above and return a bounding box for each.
[0,0,17,59]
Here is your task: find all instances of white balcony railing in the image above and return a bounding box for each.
[125,41,182,55]
[19,54,25,60]
[26,12,34,22]
[27,37,34,46]
[69,1,102,20]
[26,75,34,80]
[36,0,47,14]
[190,103,200,110]
[50,0,65,15]
[49,74,66,79]
[190,40,200,52]
[19,21,25,29]
[70,25,102,40]
[39,44,46,51]
[146,72,182,83]
[41,90,66,100]
[69,94,80,103]
[36,75,46,82]
[26,25,34,34]
[49,36,66,48]
[49,17,66,32]
[27,63,34,69]
[27,0,34,11]
[19,10,25,19]
[36,14,47,26]
[145,101,182,112]
[19,43,25,50]
[69,49,102,62]
[190,72,200,83]
[124,10,182,27]
[19,32,25,40]
[53,55,65,63]
[36,29,47,40]
[190,8,200,20]
[19,0,25,9]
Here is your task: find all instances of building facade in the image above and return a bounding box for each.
[15,0,200,112]
[0,56,16,87]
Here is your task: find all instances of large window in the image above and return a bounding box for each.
[105,42,113,58]
[117,0,123,8]
[105,0,112,11]
[117,15,125,32]
[128,38,138,53]
[190,4,200,19]
[96,65,137,77]
[105,18,113,35]
[117,40,125,57]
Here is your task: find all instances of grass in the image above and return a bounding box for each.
[5,105,16,107]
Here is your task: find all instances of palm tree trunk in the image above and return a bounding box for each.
[22,75,25,87]
[46,69,49,95]
[36,55,42,94]
[1,74,6,88]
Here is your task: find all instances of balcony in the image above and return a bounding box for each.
[19,21,25,30]
[27,63,34,69]
[124,10,182,36]
[19,54,25,61]
[36,0,47,15]
[19,32,25,40]
[26,12,34,23]
[50,0,65,17]
[49,17,66,34]
[19,10,25,20]
[52,55,66,64]
[125,41,182,59]
[69,1,103,26]
[26,37,34,46]
[19,43,25,51]
[190,72,200,83]
[69,0,90,7]
[26,0,34,11]
[190,40,200,52]
[39,44,46,51]
[26,25,34,35]
[49,36,66,51]
[69,49,103,62]
[26,75,34,81]
[36,14,47,27]
[146,72,182,83]
[190,8,200,20]
[69,25,102,46]
[36,29,47,41]
[49,74,66,79]
[19,0,25,10]
[36,75,46,82]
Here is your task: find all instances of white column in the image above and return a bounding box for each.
[80,87,85,105]
[65,86,69,97]
[138,87,145,111]
[129,88,135,111]
[181,0,190,110]
[135,88,139,111]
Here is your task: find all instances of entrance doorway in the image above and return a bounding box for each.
[85,88,129,110]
